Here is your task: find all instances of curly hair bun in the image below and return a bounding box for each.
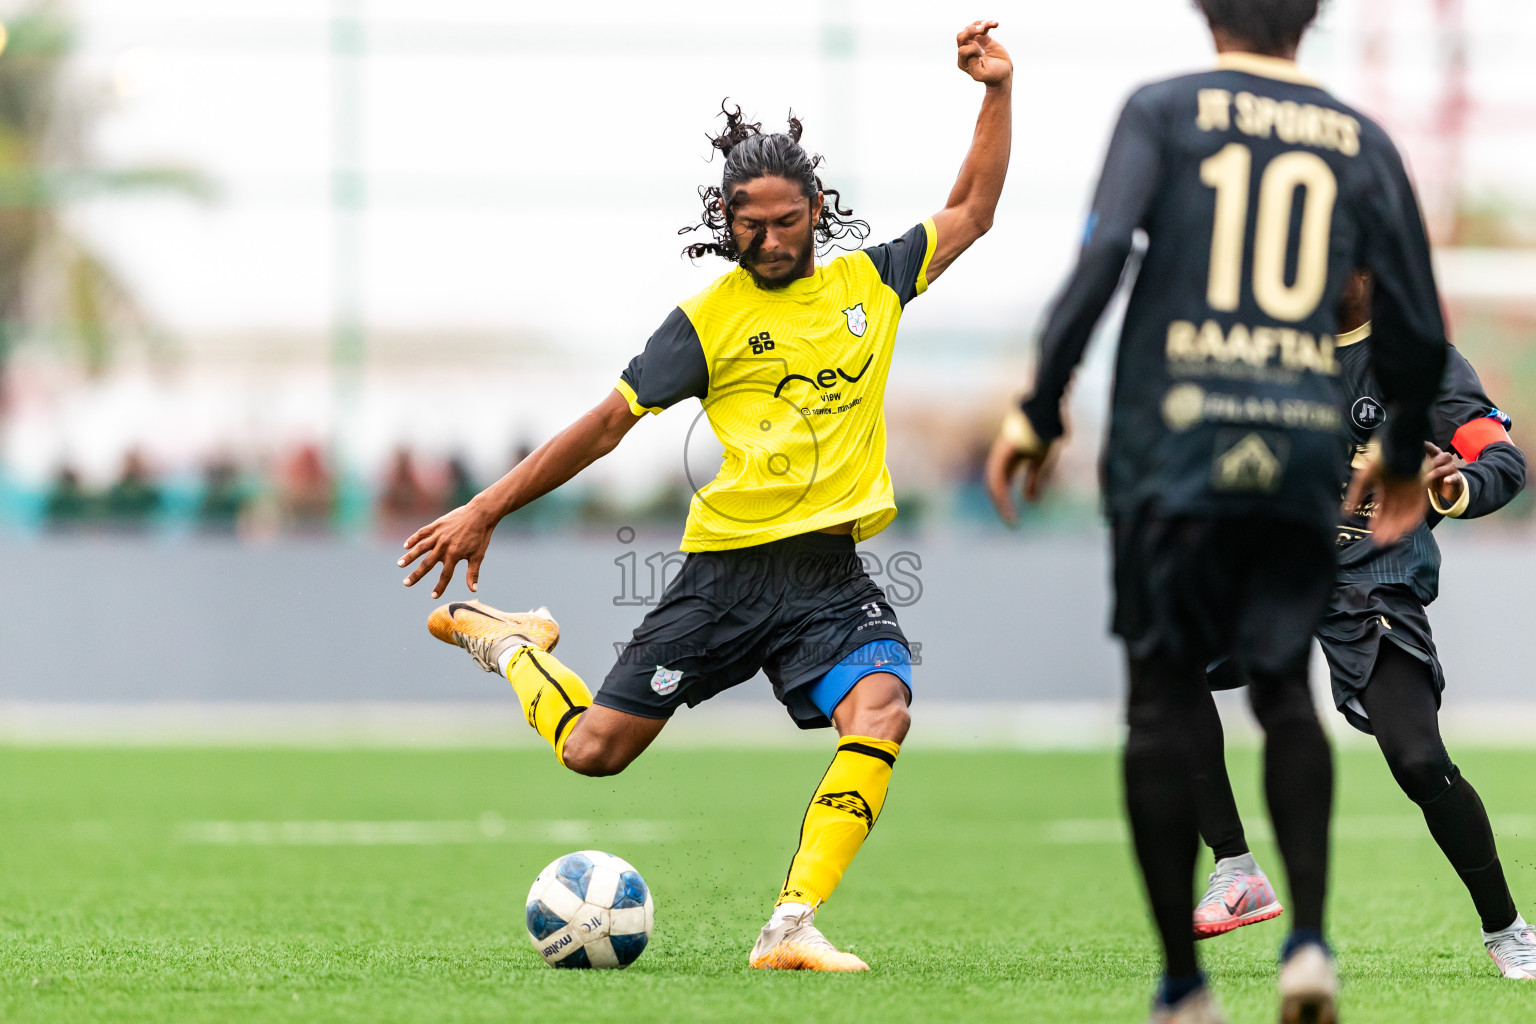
[680,99,869,264]
[707,101,764,159]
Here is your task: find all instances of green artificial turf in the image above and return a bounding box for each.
[2,744,1533,1022]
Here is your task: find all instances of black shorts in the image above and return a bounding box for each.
[1319,582,1444,735]
[1112,511,1335,677]
[594,532,909,730]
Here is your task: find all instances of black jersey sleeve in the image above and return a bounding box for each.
[616,306,709,415]
[1429,348,1525,519]
[1021,88,1165,441]
[1357,124,1450,479]
[1454,432,1526,520]
[863,221,936,307]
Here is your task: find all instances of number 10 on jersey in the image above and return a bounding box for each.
[1200,142,1338,323]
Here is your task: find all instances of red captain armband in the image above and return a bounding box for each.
[1451,414,1512,462]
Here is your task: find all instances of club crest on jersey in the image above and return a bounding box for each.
[842,303,867,337]
[650,665,683,696]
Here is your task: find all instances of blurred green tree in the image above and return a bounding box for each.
[0,3,210,414]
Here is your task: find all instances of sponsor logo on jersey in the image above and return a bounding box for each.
[814,790,874,825]
[650,665,683,696]
[773,353,874,398]
[1351,396,1386,430]
[1213,430,1289,493]
[1161,382,1340,433]
[1163,384,1207,432]
[842,303,868,337]
[1166,319,1338,376]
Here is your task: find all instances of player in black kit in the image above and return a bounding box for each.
[1189,270,1533,979]
[986,2,1449,1022]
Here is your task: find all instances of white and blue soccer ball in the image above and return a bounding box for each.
[525,850,654,969]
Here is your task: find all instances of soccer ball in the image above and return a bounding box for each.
[525,850,654,969]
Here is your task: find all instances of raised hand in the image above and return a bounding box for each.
[399,500,498,600]
[956,20,1012,87]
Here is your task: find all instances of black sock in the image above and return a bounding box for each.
[1159,971,1206,1007]
[1422,777,1519,933]
[1125,735,1200,977]
[1281,928,1328,961]
[1249,673,1333,935]
[1124,653,1202,979]
[1189,686,1250,862]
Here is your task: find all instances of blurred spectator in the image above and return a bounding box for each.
[102,449,162,529]
[445,455,478,511]
[277,444,335,533]
[44,464,95,530]
[197,455,249,533]
[376,447,439,532]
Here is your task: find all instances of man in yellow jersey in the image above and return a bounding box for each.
[398,20,1012,970]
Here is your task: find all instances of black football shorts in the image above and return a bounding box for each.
[1112,510,1336,678]
[594,532,909,730]
[1318,581,1444,735]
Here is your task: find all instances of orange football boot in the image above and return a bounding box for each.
[427,600,559,673]
[748,904,869,971]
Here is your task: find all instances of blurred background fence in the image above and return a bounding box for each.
[0,0,1532,720]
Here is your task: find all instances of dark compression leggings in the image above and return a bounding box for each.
[1126,650,1332,978]
[1192,639,1517,933]
[1358,642,1517,933]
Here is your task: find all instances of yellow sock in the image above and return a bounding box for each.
[503,646,592,765]
[778,735,900,908]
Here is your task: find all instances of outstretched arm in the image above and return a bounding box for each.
[987,86,1163,522]
[924,20,1013,284]
[400,389,642,598]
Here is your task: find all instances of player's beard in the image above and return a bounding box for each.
[741,228,815,290]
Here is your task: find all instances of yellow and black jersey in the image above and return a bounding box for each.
[615,220,937,552]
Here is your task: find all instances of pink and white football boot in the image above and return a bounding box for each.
[1193,853,1284,939]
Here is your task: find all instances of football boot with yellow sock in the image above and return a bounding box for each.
[749,902,868,971]
[427,600,591,764]
[749,735,899,971]
[427,600,560,667]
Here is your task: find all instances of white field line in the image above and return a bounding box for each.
[1043,814,1536,845]
[69,812,1536,848]
[7,699,1536,748]
[173,815,673,846]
